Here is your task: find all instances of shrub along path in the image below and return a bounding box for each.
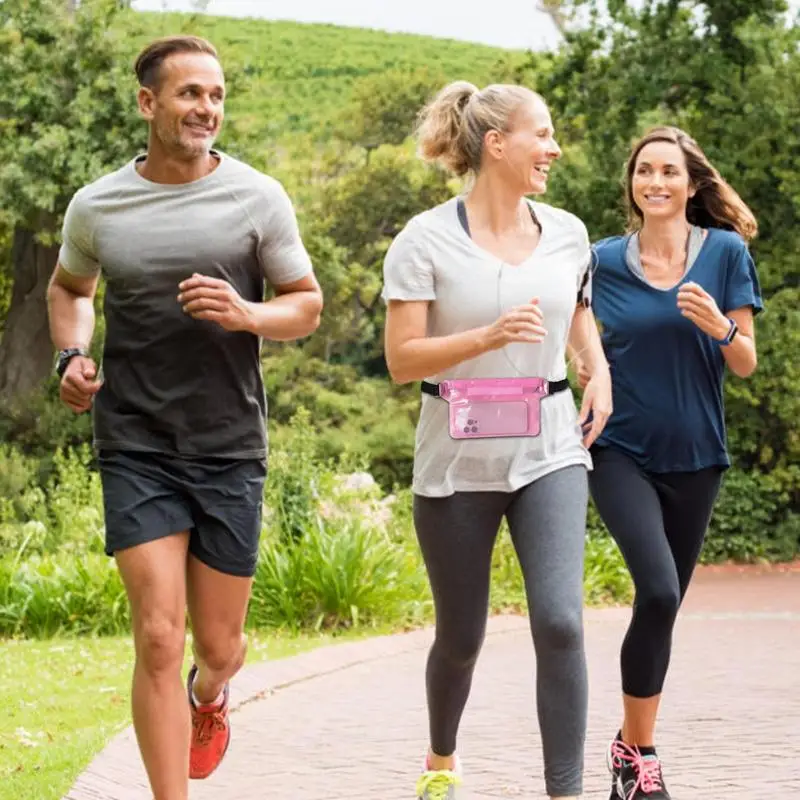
[65,564,800,799]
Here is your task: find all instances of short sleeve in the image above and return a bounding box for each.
[576,220,593,308]
[381,220,436,302]
[257,178,314,287]
[59,189,100,277]
[724,238,763,316]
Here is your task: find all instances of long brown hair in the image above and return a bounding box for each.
[625,126,758,241]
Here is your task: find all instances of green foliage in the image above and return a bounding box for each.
[0,0,146,241]
[45,446,105,554]
[265,408,320,542]
[724,288,800,470]
[251,517,424,631]
[303,143,454,366]
[0,410,632,638]
[254,408,428,629]
[0,378,98,459]
[0,444,43,528]
[262,353,419,490]
[0,554,129,638]
[127,12,522,158]
[334,66,445,150]
[0,443,104,560]
[703,468,800,563]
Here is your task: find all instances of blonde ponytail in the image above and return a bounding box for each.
[416,82,543,178]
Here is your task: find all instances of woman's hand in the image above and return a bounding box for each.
[677,281,729,340]
[484,297,547,350]
[578,366,612,448]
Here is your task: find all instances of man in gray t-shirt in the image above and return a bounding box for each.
[47,35,322,792]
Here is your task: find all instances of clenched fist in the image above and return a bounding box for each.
[60,356,102,414]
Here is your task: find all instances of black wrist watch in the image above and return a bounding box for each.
[55,347,89,378]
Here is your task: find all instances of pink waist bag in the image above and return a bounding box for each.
[421,377,569,440]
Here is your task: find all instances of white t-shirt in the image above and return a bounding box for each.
[382,196,593,497]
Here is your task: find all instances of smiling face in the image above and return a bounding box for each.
[491,97,562,195]
[138,51,225,160]
[630,140,695,223]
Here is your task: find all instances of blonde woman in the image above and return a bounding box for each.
[382,82,612,800]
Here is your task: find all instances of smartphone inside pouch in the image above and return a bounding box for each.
[421,377,569,440]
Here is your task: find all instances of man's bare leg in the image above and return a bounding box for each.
[187,554,252,704]
[116,532,190,800]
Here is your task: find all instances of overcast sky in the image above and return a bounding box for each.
[131,0,563,51]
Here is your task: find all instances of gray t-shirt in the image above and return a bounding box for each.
[382,196,593,497]
[59,151,313,459]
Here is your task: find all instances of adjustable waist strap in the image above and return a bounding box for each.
[421,379,570,398]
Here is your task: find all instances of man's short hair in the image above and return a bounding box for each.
[134,35,219,89]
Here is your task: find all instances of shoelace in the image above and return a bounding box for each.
[415,769,462,800]
[192,709,227,747]
[610,739,664,795]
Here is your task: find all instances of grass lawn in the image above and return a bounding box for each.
[0,630,367,800]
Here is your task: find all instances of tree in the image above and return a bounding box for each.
[295,143,453,370]
[334,67,445,156]
[0,0,144,403]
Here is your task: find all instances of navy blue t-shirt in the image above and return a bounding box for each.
[591,228,763,473]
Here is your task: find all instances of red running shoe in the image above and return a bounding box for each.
[187,664,231,780]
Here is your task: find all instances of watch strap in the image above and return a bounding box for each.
[55,347,89,378]
[719,318,739,346]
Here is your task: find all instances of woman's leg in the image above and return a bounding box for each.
[505,465,589,799]
[589,449,683,725]
[413,491,508,767]
[590,448,715,799]
[658,467,723,600]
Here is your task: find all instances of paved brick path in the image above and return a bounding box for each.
[65,565,800,799]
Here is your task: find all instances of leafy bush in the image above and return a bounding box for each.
[262,353,418,491]
[251,517,426,631]
[0,554,128,638]
[703,467,800,563]
[44,446,105,555]
[0,407,639,639]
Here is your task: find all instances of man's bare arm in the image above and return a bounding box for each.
[47,264,102,413]
[178,272,323,340]
[47,264,99,350]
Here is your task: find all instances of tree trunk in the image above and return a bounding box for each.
[0,226,58,404]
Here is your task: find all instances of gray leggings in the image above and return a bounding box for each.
[413,465,589,798]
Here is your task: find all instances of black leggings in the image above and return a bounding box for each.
[589,446,722,698]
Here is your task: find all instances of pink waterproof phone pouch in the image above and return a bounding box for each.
[438,377,548,440]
